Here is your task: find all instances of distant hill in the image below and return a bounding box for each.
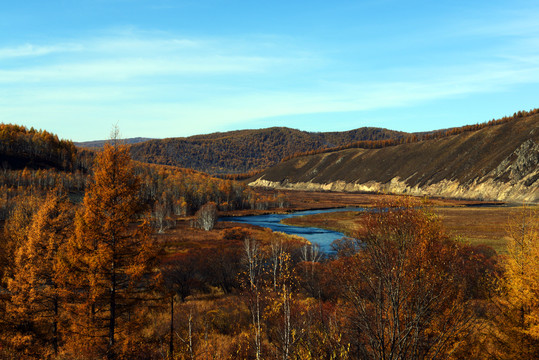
[0,123,78,170]
[250,111,539,203]
[128,127,406,174]
[75,137,153,149]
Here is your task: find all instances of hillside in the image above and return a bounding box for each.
[250,113,539,203]
[75,137,153,149]
[128,127,406,174]
[0,124,286,221]
[0,124,78,171]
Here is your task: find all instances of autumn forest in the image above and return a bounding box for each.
[1,121,539,360]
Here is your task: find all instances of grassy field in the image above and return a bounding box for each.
[434,206,522,254]
[280,200,529,254]
[158,215,309,258]
[204,189,534,254]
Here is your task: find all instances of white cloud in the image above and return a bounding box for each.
[0,32,311,85]
[3,20,539,141]
[0,56,282,83]
[0,43,82,59]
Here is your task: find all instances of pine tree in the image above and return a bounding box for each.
[64,141,160,359]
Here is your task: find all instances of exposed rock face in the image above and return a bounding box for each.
[493,139,539,184]
[250,116,539,204]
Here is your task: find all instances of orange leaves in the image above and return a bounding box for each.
[64,141,161,358]
[0,123,77,171]
[336,197,477,359]
[5,190,73,357]
[491,206,539,358]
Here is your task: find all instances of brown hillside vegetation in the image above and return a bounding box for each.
[3,121,539,358]
[75,137,153,149]
[281,109,537,161]
[251,112,539,203]
[0,125,288,225]
[128,126,406,174]
[0,124,78,171]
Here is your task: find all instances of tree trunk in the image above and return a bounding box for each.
[170,294,174,359]
[108,258,116,360]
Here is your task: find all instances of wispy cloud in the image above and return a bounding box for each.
[0,43,82,59]
[3,11,539,141]
[0,56,288,84]
[0,32,311,84]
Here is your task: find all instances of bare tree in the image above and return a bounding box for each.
[300,243,322,298]
[270,238,284,291]
[194,202,218,231]
[243,238,265,360]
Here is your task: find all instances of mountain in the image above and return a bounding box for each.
[128,127,406,174]
[75,137,153,148]
[249,112,539,203]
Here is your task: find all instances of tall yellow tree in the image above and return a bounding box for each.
[64,141,160,359]
[493,207,539,359]
[5,190,72,358]
[1,194,42,280]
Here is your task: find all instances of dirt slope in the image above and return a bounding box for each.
[250,114,539,203]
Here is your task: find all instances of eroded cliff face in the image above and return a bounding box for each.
[249,120,539,204]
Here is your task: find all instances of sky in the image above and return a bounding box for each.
[1,0,539,142]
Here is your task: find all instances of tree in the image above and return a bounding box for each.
[242,237,265,360]
[64,142,160,359]
[0,194,42,354]
[299,244,323,298]
[1,194,42,280]
[491,207,539,359]
[264,251,305,360]
[194,202,218,231]
[335,198,476,360]
[5,190,72,358]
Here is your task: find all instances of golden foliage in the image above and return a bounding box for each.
[3,190,73,358]
[491,206,539,359]
[336,197,477,359]
[63,143,161,359]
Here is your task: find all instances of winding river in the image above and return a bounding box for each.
[220,208,363,253]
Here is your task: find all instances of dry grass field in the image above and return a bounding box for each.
[158,215,308,258]
[435,206,524,254]
[168,189,531,255]
[262,189,528,254]
[283,206,521,254]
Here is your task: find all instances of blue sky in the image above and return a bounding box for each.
[1,0,539,141]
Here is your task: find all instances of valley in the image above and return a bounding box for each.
[1,110,538,359]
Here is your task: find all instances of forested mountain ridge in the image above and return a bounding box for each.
[0,124,78,171]
[75,137,153,148]
[127,126,406,174]
[0,124,285,223]
[250,111,539,203]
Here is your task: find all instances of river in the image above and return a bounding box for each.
[219,208,363,253]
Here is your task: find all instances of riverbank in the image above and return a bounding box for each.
[281,204,527,254]
[218,189,518,253]
[219,208,361,252]
[221,189,502,217]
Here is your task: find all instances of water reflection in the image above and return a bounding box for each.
[219,208,363,253]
